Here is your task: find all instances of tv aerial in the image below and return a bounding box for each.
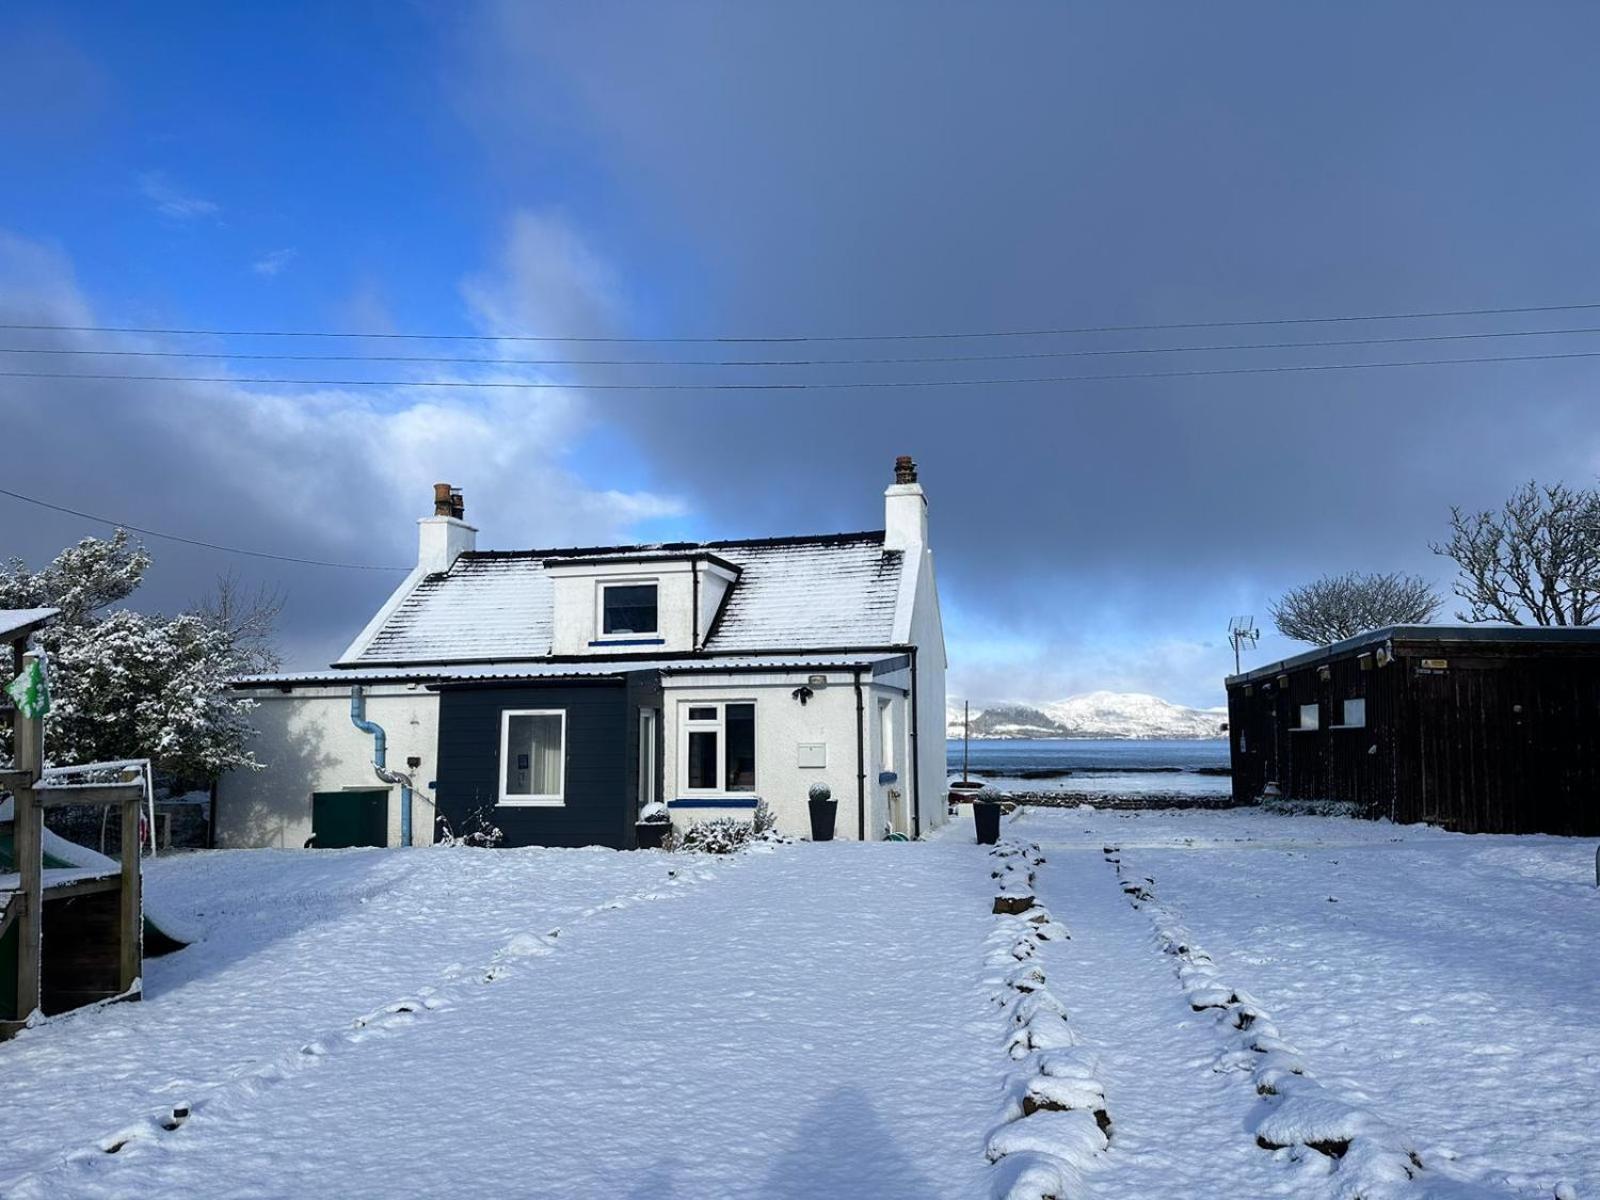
[1227,616,1260,675]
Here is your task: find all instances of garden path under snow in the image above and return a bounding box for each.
[0,808,1595,1199]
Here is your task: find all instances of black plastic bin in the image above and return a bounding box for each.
[808,797,838,842]
[635,821,670,850]
[973,799,1002,845]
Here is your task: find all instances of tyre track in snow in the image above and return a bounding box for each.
[0,855,739,1199]
[1022,829,1290,1200]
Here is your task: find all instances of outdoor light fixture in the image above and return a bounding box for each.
[1317,665,1332,683]
[1277,674,1289,689]
[791,685,814,706]
[1357,652,1373,671]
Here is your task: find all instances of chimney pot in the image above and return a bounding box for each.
[450,488,464,520]
[433,482,455,517]
[894,455,918,485]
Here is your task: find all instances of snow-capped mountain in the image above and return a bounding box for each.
[946,692,1227,740]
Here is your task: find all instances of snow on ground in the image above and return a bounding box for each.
[1009,806,1600,1200]
[2,839,997,1199]
[2,809,1595,1199]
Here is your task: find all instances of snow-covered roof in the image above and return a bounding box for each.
[0,607,59,642]
[1228,623,1600,685]
[342,533,904,667]
[239,651,911,689]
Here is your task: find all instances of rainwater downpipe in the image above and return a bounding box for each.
[350,685,412,847]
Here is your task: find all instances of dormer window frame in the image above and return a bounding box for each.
[594,577,664,645]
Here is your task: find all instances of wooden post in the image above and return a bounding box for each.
[12,650,44,1024]
[119,795,143,997]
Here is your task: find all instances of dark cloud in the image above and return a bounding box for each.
[457,1,1600,702]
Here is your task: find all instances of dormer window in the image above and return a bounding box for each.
[600,582,658,638]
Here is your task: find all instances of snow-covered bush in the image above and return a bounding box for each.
[437,806,505,848]
[676,800,781,854]
[808,783,832,802]
[638,801,670,823]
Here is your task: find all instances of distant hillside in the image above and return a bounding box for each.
[947,692,1227,741]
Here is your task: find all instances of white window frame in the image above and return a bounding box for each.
[877,696,896,773]
[678,699,757,795]
[1296,703,1321,731]
[498,709,567,806]
[595,578,660,640]
[1339,698,1367,728]
[638,709,658,809]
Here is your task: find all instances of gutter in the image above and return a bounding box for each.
[349,686,414,847]
[854,668,867,841]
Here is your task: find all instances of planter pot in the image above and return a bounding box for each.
[808,797,839,842]
[972,799,1002,845]
[635,821,670,850]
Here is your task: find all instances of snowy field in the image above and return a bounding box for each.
[1,809,1596,1199]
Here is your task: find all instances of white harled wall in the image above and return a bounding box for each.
[216,685,440,848]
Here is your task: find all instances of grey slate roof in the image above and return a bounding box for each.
[346,532,904,666]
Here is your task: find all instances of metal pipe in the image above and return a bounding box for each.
[350,686,412,847]
[908,646,921,839]
[854,669,867,841]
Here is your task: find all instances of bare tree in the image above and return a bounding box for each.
[194,570,285,673]
[1432,481,1600,626]
[1270,571,1441,645]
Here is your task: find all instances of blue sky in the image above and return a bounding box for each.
[4,2,1600,707]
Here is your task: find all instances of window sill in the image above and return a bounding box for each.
[1328,724,1367,731]
[668,797,760,809]
[589,637,665,647]
[498,797,566,807]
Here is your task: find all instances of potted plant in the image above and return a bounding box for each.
[808,783,838,842]
[635,802,672,850]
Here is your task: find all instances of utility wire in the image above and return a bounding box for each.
[6,348,1600,391]
[6,299,1600,345]
[0,486,411,571]
[7,322,1600,369]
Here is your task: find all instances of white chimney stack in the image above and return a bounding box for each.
[883,455,927,551]
[418,482,477,574]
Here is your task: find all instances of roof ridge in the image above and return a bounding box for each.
[462,529,888,562]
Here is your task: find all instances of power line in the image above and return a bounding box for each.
[6,298,1600,345]
[5,348,1600,391]
[7,322,1600,369]
[0,486,411,572]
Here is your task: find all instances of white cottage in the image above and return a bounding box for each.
[216,457,947,849]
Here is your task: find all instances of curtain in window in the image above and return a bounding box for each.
[506,713,563,796]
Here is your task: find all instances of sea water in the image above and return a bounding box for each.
[946,737,1232,797]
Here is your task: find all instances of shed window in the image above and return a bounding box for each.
[681,701,757,793]
[500,710,566,805]
[1341,698,1366,728]
[1297,703,1321,731]
[601,583,658,636]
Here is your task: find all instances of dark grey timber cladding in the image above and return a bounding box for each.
[436,679,632,848]
[1227,631,1600,835]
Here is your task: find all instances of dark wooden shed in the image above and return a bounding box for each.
[1226,625,1600,835]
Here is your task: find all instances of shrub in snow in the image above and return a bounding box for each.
[638,802,670,823]
[437,806,505,848]
[675,800,784,854]
[807,783,831,802]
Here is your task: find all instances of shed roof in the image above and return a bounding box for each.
[343,532,903,666]
[0,607,59,643]
[1227,624,1600,686]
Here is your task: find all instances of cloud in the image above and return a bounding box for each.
[461,209,626,339]
[251,248,296,277]
[0,228,684,669]
[137,171,219,220]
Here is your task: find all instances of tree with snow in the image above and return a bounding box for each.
[1432,480,1600,626]
[1270,571,1440,646]
[0,530,268,778]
